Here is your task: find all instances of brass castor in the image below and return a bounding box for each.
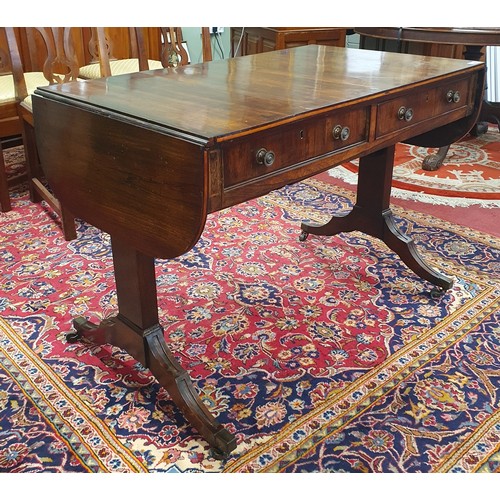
[430,287,446,299]
[65,331,82,343]
[210,447,228,460]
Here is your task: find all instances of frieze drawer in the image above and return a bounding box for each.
[222,106,369,188]
[375,77,473,138]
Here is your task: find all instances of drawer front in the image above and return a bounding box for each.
[375,77,472,138]
[222,106,369,188]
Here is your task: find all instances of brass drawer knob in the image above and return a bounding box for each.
[256,148,275,167]
[404,108,414,121]
[446,90,461,103]
[332,124,350,141]
[398,106,413,121]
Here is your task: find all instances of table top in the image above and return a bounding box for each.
[355,27,500,46]
[36,45,483,142]
[33,44,485,259]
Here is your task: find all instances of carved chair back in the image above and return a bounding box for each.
[24,27,81,84]
[3,26,77,239]
[159,27,213,66]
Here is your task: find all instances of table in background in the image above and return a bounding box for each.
[356,27,500,170]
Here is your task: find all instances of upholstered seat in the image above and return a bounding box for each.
[79,58,164,79]
[0,74,15,104]
[80,28,165,79]
[18,74,84,111]
[1,72,83,114]
[0,72,49,104]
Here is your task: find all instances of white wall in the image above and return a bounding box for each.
[181,27,231,63]
[486,46,500,102]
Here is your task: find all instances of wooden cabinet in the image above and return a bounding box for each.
[359,34,466,59]
[231,27,347,56]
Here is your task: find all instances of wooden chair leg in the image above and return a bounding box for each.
[21,119,42,203]
[0,142,12,212]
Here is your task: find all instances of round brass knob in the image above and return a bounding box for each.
[404,108,414,122]
[256,148,275,167]
[446,90,461,103]
[332,125,350,141]
[398,106,413,122]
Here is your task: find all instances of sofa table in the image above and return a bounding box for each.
[32,45,485,457]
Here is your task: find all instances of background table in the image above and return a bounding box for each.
[356,27,500,170]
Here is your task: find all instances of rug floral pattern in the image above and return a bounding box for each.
[329,126,500,208]
[1,147,499,472]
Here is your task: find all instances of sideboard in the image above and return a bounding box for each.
[231,27,347,56]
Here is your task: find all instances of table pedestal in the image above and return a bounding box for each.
[67,237,237,458]
[301,146,453,293]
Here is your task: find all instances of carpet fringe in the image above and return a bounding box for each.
[327,167,500,209]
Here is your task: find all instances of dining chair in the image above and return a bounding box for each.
[4,26,79,239]
[158,27,213,67]
[79,27,213,79]
[78,27,163,78]
[1,28,27,212]
[1,29,22,140]
[158,27,213,66]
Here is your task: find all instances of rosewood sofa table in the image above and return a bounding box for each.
[32,45,485,458]
[356,27,500,170]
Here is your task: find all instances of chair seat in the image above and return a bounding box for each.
[16,72,85,112]
[0,72,50,104]
[0,75,16,103]
[79,58,164,79]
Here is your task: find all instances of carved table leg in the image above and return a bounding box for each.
[67,236,237,458]
[477,100,500,133]
[421,101,500,169]
[422,145,450,171]
[301,146,453,294]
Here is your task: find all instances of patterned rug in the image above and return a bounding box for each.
[1,147,499,473]
[328,126,500,208]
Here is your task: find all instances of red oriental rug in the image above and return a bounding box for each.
[1,146,500,473]
[328,126,500,209]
